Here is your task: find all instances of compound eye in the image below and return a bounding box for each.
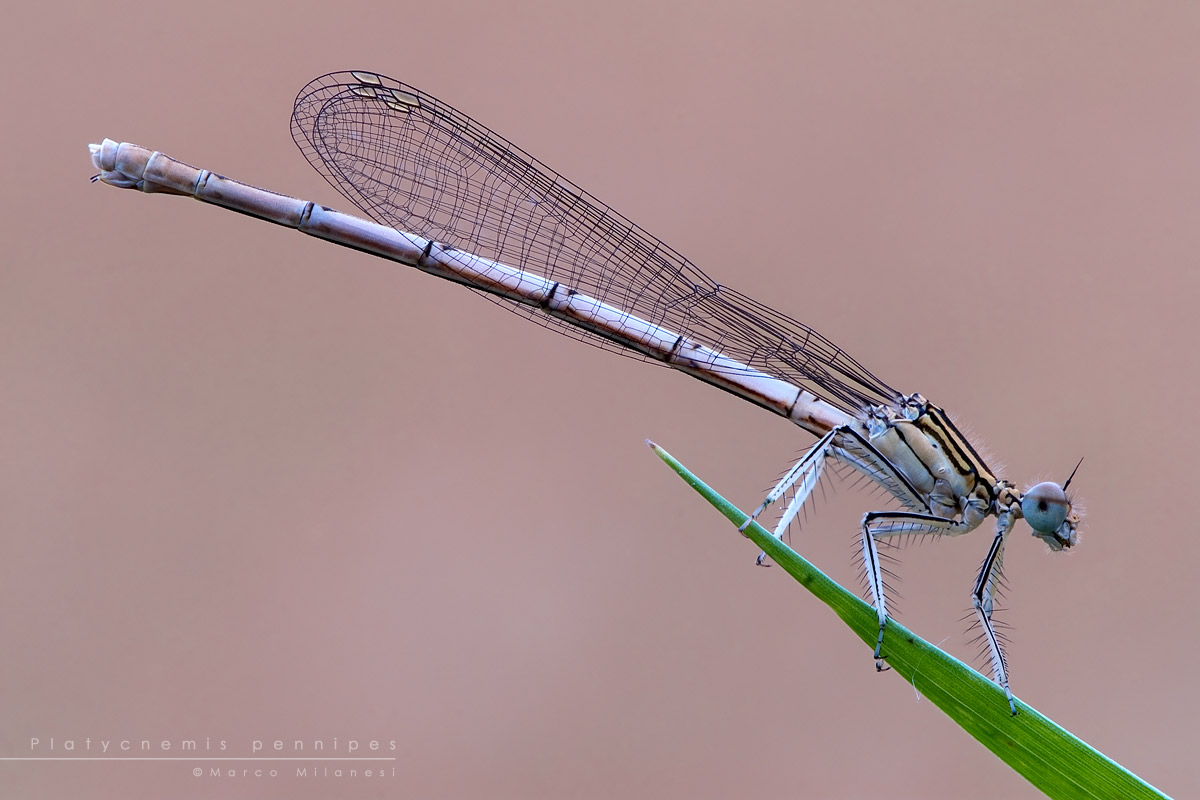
[1021,482,1070,534]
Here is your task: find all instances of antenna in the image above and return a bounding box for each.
[1062,457,1085,491]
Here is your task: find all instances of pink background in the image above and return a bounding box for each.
[4,2,1197,797]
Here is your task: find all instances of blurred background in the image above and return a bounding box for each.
[3,2,1197,797]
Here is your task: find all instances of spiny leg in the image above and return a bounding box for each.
[861,511,968,670]
[972,510,1017,714]
[738,430,838,564]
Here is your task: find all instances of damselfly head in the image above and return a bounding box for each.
[1022,481,1069,532]
[1021,481,1080,551]
[1019,457,1084,549]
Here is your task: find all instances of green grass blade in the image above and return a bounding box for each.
[648,441,1169,800]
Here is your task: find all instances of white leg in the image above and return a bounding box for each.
[860,510,968,671]
[738,430,838,565]
[972,510,1017,714]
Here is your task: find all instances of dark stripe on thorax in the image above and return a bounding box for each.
[914,403,998,494]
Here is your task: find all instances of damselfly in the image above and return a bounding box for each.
[89,70,1083,715]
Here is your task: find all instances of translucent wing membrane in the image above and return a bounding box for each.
[292,71,901,415]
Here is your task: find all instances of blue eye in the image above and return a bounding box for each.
[1021,482,1070,534]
